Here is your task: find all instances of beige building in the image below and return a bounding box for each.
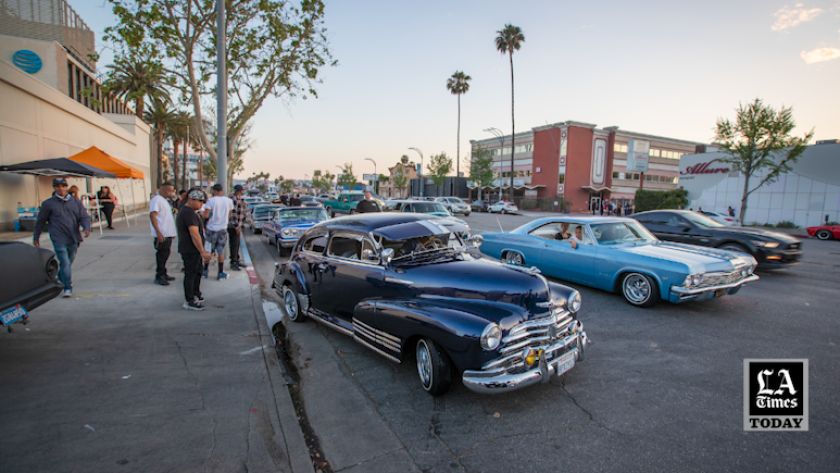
[0,0,151,230]
[378,162,417,199]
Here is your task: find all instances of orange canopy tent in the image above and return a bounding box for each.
[69,147,146,228]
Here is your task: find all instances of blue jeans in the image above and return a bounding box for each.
[52,241,78,291]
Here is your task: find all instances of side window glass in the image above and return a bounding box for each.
[303,235,327,253]
[328,235,362,260]
[664,215,684,227]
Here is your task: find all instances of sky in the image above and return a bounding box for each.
[79,0,840,181]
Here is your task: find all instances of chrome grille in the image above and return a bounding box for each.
[482,310,574,373]
[697,270,744,289]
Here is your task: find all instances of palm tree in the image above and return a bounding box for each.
[446,71,471,181]
[495,24,525,200]
[103,53,169,118]
[144,98,176,188]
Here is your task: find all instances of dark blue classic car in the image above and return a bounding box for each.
[272,213,589,396]
[264,207,329,256]
[1,242,62,330]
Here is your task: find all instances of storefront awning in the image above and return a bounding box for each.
[468,184,545,190]
[69,146,144,179]
[581,186,613,192]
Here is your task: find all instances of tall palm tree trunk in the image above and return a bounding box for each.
[173,139,180,191]
[509,51,515,201]
[182,143,188,190]
[156,128,164,188]
[456,94,461,185]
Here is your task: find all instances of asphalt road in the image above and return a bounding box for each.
[246,212,840,473]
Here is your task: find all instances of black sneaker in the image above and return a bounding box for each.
[183,300,205,311]
[164,274,176,281]
[154,277,170,286]
[230,263,242,271]
[194,295,205,304]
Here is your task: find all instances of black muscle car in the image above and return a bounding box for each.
[1,242,63,329]
[633,210,802,268]
[273,213,589,396]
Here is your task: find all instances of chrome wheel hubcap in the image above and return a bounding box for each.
[284,288,298,318]
[417,341,432,388]
[624,274,650,304]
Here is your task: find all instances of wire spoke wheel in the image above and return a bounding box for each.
[283,286,303,322]
[816,230,832,240]
[504,252,524,265]
[417,340,432,389]
[622,272,659,307]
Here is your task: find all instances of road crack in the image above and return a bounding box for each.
[560,380,627,437]
[172,338,218,469]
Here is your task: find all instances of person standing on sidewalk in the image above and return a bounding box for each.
[201,184,234,280]
[177,189,211,310]
[228,185,246,271]
[150,182,178,285]
[97,186,116,230]
[33,178,91,298]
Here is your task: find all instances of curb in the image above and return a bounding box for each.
[239,234,260,285]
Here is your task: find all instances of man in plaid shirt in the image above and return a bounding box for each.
[228,185,247,271]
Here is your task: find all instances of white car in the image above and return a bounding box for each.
[488,201,519,214]
[701,210,740,226]
[434,197,471,216]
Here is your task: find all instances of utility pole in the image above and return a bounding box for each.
[216,0,227,193]
[408,147,423,198]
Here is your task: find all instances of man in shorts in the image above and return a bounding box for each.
[201,184,234,280]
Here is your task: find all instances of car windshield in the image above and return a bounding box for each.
[377,232,465,264]
[277,209,327,221]
[682,211,725,228]
[590,221,658,245]
[346,194,364,202]
[409,203,449,213]
[253,206,281,218]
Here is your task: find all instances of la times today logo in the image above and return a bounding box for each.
[744,359,809,431]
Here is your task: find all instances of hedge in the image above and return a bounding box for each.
[634,188,688,212]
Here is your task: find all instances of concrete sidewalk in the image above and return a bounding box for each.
[0,220,312,472]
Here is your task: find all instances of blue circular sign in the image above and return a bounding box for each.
[12,50,42,74]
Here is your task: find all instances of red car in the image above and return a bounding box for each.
[807,224,840,240]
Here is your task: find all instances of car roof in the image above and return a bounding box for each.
[315,213,446,234]
[277,206,320,211]
[530,216,637,224]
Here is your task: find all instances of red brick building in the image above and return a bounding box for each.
[470,121,705,212]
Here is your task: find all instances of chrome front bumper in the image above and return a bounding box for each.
[462,327,588,394]
[670,273,759,299]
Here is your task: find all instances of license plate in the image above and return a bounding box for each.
[553,350,576,377]
[714,289,727,298]
[1,304,27,325]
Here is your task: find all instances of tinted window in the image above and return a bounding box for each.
[349,195,364,202]
[328,235,362,259]
[681,211,724,228]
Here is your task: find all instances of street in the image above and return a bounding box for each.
[245,211,840,473]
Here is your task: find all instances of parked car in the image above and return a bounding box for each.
[246,200,268,211]
[470,200,489,213]
[807,224,840,240]
[632,210,802,268]
[700,210,740,226]
[299,195,323,207]
[488,201,519,214]
[264,207,330,256]
[272,213,589,395]
[434,197,471,216]
[1,242,63,329]
[323,192,365,217]
[250,204,284,233]
[480,216,759,307]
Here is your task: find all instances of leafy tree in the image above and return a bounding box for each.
[102,49,169,117]
[280,179,296,193]
[312,170,334,192]
[338,163,357,190]
[495,24,525,199]
[104,0,335,170]
[469,147,495,201]
[400,154,410,165]
[144,98,176,187]
[634,189,688,213]
[392,165,409,198]
[714,99,813,223]
[428,152,453,197]
[446,71,471,179]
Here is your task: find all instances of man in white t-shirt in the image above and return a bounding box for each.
[569,226,584,250]
[150,182,178,285]
[201,184,234,280]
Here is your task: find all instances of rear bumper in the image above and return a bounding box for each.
[669,274,759,302]
[462,328,588,394]
[2,281,63,317]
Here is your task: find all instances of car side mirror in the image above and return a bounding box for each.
[362,249,377,261]
[380,248,394,264]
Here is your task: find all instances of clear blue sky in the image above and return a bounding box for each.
[80,0,839,180]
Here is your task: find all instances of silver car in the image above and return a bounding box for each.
[434,197,471,216]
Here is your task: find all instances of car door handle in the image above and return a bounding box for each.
[384,276,414,286]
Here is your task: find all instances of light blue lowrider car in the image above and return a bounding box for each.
[479,216,759,307]
[263,207,329,257]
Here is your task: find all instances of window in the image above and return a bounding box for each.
[558,173,565,184]
[328,234,364,259]
[633,173,640,180]
[613,143,628,153]
[303,234,327,253]
[650,149,661,157]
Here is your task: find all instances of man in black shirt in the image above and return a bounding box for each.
[176,189,212,310]
[356,191,381,213]
[279,194,289,206]
[289,194,302,207]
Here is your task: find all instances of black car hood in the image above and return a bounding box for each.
[706,226,800,242]
[399,258,551,320]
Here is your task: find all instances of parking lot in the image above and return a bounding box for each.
[247,211,840,472]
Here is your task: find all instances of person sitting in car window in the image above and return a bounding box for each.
[555,222,572,241]
[569,226,583,250]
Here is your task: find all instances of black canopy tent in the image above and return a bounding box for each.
[0,158,117,235]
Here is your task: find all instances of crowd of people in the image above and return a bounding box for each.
[591,200,633,216]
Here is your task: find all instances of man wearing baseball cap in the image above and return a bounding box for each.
[33,178,91,298]
[228,185,246,271]
[176,188,212,310]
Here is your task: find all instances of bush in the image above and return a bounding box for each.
[634,189,688,213]
[826,221,840,226]
[520,199,538,210]
[763,223,775,227]
[540,195,571,212]
[775,221,799,229]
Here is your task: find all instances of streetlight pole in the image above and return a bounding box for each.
[408,147,423,198]
[364,157,376,194]
[483,128,505,202]
[303,173,310,195]
[216,0,227,193]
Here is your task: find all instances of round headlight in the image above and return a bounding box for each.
[282,229,290,236]
[569,291,582,313]
[480,323,502,351]
[683,275,693,287]
[740,269,748,277]
[691,274,703,286]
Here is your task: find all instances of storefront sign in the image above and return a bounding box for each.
[681,158,730,175]
[626,140,650,173]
